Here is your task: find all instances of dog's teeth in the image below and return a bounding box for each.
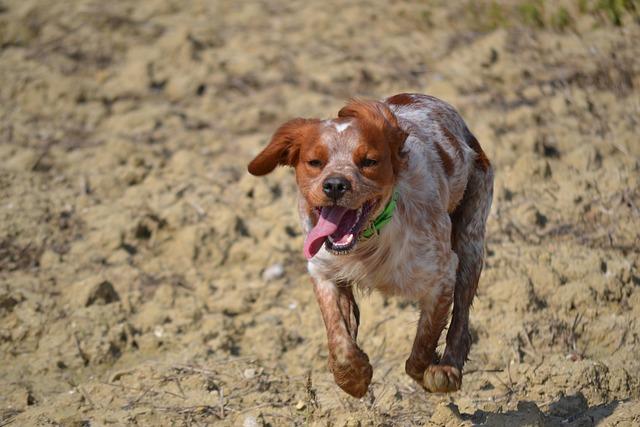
[328,233,355,250]
[336,234,353,246]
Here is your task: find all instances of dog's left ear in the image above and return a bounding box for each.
[338,100,408,174]
[248,118,320,176]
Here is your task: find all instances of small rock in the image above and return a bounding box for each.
[154,326,164,338]
[243,415,259,427]
[0,293,23,313]
[243,368,256,379]
[69,278,120,308]
[262,263,285,281]
[295,400,306,410]
[86,281,120,306]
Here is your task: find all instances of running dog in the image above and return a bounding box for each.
[248,93,493,397]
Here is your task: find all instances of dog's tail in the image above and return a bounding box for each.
[442,130,494,368]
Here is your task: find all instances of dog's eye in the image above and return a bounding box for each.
[308,159,323,168]
[361,158,378,168]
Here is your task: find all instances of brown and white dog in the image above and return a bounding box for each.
[248,93,493,397]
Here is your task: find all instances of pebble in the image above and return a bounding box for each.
[154,326,164,338]
[243,415,259,427]
[262,263,285,281]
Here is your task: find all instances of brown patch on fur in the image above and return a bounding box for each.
[338,99,408,175]
[248,118,321,176]
[386,93,417,106]
[467,134,491,172]
[441,126,464,159]
[352,143,396,187]
[434,143,455,176]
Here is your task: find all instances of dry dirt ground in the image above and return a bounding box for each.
[1,0,639,425]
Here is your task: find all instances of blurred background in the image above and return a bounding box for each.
[1,0,639,425]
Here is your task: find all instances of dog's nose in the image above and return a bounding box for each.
[322,176,351,201]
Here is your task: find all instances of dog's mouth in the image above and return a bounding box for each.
[303,200,377,259]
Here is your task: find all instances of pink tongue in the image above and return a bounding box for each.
[303,206,348,259]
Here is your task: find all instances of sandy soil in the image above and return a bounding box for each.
[1,0,639,425]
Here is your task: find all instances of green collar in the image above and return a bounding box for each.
[361,190,398,239]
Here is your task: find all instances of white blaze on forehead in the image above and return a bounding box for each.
[320,121,359,164]
[316,119,360,178]
[333,122,351,133]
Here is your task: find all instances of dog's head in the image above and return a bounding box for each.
[248,100,408,259]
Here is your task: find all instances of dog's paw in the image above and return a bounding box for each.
[423,365,461,393]
[329,348,373,398]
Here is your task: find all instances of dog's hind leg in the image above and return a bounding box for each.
[312,278,372,398]
[434,150,494,391]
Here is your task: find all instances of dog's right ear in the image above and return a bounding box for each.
[248,118,320,176]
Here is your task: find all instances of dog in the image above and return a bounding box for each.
[247,93,493,397]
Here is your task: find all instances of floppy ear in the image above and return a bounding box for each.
[338,100,408,174]
[247,118,320,176]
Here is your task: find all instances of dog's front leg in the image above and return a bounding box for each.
[405,288,455,389]
[312,278,372,398]
[405,256,460,392]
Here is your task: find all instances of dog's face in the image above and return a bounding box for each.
[248,100,408,259]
